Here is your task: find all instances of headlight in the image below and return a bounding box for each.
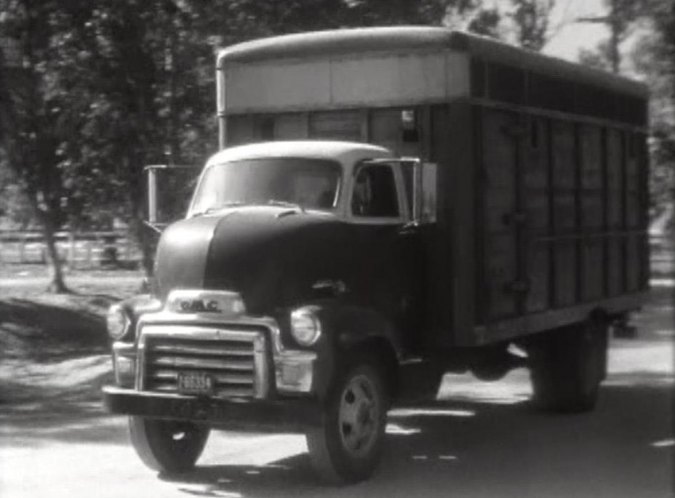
[290,306,322,346]
[107,304,130,340]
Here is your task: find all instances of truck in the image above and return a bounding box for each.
[103,26,650,484]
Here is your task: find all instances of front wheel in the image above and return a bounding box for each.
[306,361,389,484]
[528,318,608,413]
[128,416,210,474]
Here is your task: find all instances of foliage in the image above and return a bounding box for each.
[509,0,555,51]
[577,0,656,73]
[465,8,503,38]
[631,0,675,228]
[0,0,82,291]
[578,41,614,72]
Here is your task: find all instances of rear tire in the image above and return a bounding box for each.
[128,416,210,474]
[529,319,608,413]
[306,360,389,485]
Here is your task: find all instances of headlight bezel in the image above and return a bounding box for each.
[107,304,131,340]
[290,306,322,347]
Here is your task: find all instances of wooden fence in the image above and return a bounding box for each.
[0,231,141,266]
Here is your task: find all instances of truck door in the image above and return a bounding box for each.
[348,162,426,352]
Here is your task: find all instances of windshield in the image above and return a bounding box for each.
[189,158,342,215]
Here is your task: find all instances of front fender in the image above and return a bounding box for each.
[308,302,402,399]
[116,294,162,342]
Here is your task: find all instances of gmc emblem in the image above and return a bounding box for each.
[179,299,220,313]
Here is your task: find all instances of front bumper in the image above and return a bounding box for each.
[103,386,321,431]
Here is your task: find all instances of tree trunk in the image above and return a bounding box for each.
[39,212,69,293]
[129,209,157,278]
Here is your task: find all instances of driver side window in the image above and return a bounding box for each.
[351,165,399,217]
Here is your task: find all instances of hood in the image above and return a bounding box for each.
[155,206,360,314]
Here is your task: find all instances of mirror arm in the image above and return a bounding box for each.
[143,220,165,234]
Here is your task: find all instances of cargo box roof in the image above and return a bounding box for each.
[218,26,647,99]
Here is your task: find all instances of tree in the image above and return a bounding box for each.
[575,0,674,230]
[510,0,555,51]
[577,0,653,73]
[0,0,79,292]
[631,0,675,229]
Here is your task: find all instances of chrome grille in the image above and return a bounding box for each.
[140,328,267,398]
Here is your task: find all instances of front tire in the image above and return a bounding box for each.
[306,360,389,484]
[528,318,608,413]
[128,417,210,474]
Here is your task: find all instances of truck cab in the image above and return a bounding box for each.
[104,140,438,483]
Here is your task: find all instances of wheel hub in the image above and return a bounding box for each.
[339,374,379,457]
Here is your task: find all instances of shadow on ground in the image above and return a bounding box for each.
[0,296,112,362]
[155,378,673,498]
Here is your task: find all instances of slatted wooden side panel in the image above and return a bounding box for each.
[370,109,400,152]
[275,113,308,139]
[551,121,577,307]
[227,115,255,145]
[579,124,604,301]
[523,116,550,313]
[482,109,519,319]
[229,111,362,144]
[309,111,363,141]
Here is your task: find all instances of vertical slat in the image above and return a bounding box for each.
[482,109,519,319]
[580,124,604,301]
[601,127,609,296]
[551,120,576,307]
[574,122,582,303]
[620,130,628,293]
[625,132,641,292]
[606,129,623,296]
[524,116,550,312]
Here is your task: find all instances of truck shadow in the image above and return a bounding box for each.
[162,377,674,498]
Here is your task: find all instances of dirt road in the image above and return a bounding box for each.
[1,285,673,498]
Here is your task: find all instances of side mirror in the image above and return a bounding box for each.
[410,160,437,224]
[145,164,199,232]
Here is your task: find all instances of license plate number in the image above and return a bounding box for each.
[177,372,213,395]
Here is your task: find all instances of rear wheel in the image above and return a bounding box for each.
[529,319,608,413]
[128,417,210,474]
[306,360,389,484]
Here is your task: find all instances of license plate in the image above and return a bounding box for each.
[177,372,214,395]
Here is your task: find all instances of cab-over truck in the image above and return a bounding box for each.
[103,27,650,484]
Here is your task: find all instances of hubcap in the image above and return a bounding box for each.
[338,373,380,458]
